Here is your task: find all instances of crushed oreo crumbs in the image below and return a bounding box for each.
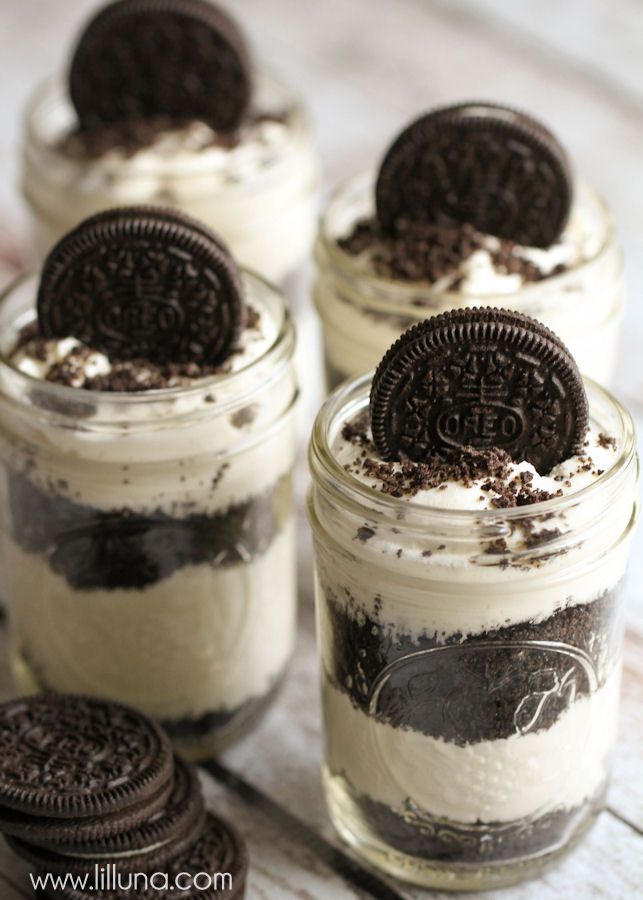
[338,217,565,285]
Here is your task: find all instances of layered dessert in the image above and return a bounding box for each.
[308,308,638,889]
[0,207,299,758]
[22,0,320,280]
[314,102,624,387]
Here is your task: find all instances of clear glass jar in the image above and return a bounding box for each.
[314,172,625,389]
[22,73,321,283]
[308,374,639,890]
[0,271,298,761]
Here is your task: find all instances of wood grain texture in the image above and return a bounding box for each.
[0,0,641,897]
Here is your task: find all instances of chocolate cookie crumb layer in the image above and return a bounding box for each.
[322,581,622,744]
[334,776,601,865]
[340,416,569,506]
[339,217,556,285]
[9,471,292,590]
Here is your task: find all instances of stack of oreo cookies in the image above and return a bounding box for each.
[0,694,247,899]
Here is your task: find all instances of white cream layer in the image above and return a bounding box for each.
[8,521,296,720]
[323,675,618,825]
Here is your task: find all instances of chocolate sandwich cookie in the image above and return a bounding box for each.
[70,0,252,136]
[1,756,203,855]
[376,101,572,247]
[370,307,588,474]
[0,694,173,819]
[0,772,173,847]
[37,207,246,367]
[13,813,247,899]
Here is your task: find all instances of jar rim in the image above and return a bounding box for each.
[316,169,617,312]
[309,371,637,526]
[0,268,296,422]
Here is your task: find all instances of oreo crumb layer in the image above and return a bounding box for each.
[598,432,617,450]
[59,110,292,161]
[356,526,376,543]
[161,674,285,748]
[8,470,292,590]
[338,217,565,285]
[13,306,263,392]
[335,776,601,865]
[321,580,622,744]
[341,418,563,507]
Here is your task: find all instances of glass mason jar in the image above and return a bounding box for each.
[308,375,639,890]
[22,72,321,282]
[0,271,298,761]
[314,172,625,389]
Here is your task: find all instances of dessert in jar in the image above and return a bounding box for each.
[0,206,299,760]
[308,307,639,889]
[22,0,320,282]
[314,101,624,388]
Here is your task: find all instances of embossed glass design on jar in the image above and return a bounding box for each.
[314,172,625,389]
[0,271,298,761]
[22,73,320,282]
[308,374,639,890]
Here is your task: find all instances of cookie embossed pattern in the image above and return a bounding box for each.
[307,308,639,890]
[0,207,299,760]
[314,101,624,388]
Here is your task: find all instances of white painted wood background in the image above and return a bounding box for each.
[0,1,641,897]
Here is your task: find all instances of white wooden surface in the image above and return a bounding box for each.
[0,1,642,897]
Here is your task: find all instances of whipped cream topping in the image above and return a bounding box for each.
[333,414,618,512]
[61,114,295,185]
[11,305,276,391]
[337,183,605,294]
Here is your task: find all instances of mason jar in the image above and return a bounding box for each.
[308,374,638,890]
[314,172,625,389]
[22,72,321,282]
[0,270,298,761]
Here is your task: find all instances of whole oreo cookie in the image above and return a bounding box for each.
[376,102,572,247]
[0,771,173,847]
[69,0,252,134]
[0,694,173,819]
[11,813,248,899]
[370,308,588,475]
[2,756,203,856]
[37,207,245,366]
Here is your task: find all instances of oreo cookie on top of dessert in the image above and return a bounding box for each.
[308,307,638,888]
[22,0,320,280]
[0,207,299,760]
[314,100,624,388]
